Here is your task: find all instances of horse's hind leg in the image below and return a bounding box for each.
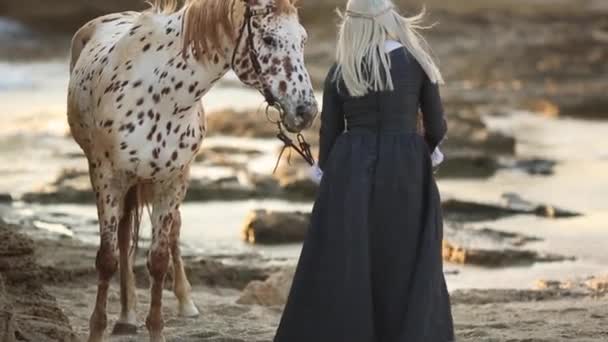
[146,175,188,342]
[112,187,139,335]
[88,166,128,342]
[170,209,199,317]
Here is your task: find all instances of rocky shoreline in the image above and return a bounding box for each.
[1,221,607,341]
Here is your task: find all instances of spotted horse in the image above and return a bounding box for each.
[67,0,317,340]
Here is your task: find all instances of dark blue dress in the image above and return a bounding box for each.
[275,48,455,342]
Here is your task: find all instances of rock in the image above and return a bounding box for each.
[525,99,560,118]
[188,171,317,202]
[278,177,319,200]
[21,169,93,204]
[585,275,608,294]
[206,109,279,139]
[442,193,581,222]
[443,224,570,267]
[473,227,542,247]
[509,158,557,176]
[535,279,566,290]
[186,176,262,202]
[237,268,295,306]
[442,240,573,267]
[558,96,608,120]
[272,152,319,200]
[184,258,277,290]
[442,199,525,222]
[443,109,517,157]
[0,222,76,341]
[194,145,263,168]
[501,193,581,218]
[535,275,608,296]
[206,108,321,144]
[242,210,310,244]
[51,168,87,187]
[436,152,499,179]
[431,108,517,179]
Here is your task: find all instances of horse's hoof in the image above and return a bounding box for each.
[178,300,200,318]
[111,322,138,335]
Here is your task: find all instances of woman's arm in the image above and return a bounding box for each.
[420,74,447,151]
[318,71,345,171]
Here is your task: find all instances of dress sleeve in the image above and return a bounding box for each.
[318,69,345,171]
[420,73,447,151]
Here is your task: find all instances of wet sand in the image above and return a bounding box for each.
[1,0,607,340]
[27,232,608,341]
[48,282,608,341]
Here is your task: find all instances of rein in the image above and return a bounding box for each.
[230,0,316,172]
[273,121,316,173]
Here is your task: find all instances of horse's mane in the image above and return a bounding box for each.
[149,0,297,63]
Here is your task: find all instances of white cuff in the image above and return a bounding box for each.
[431,148,444,168]
[308,164,323,185]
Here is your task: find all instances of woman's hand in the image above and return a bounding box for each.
[308,163,324,185]
[431,147,444,168]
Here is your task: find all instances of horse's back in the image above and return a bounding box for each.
[70,12,142,72]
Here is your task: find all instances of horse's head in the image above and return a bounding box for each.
[231,0,318,133]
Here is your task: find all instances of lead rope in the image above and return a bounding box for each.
[273,129,316,173]
[267,106,316,174]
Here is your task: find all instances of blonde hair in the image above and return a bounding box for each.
[335,0,443,97]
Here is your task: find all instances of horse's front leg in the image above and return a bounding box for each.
[170,209,199,317]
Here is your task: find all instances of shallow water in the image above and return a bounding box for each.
[1,58,607,291]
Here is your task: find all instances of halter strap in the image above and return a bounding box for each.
[230,0,276,106]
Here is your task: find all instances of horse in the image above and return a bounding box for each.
[67,0,318,340]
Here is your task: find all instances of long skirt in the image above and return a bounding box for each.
[274,130,454,342]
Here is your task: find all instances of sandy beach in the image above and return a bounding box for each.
[0,0,607,340]
[0,225,605,341]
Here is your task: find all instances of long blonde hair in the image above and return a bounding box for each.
[335,0,443,97]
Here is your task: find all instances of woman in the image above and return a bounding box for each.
[274,0,454,341]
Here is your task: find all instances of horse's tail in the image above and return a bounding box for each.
[122,184,151,259]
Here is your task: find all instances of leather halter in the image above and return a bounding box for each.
[230,1,316,169]
[231,1,277,106]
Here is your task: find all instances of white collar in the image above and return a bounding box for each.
[384,40,403,53]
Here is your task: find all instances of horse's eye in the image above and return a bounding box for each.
[263,36,276,46]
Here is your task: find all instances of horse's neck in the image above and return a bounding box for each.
[151,9,233,103]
